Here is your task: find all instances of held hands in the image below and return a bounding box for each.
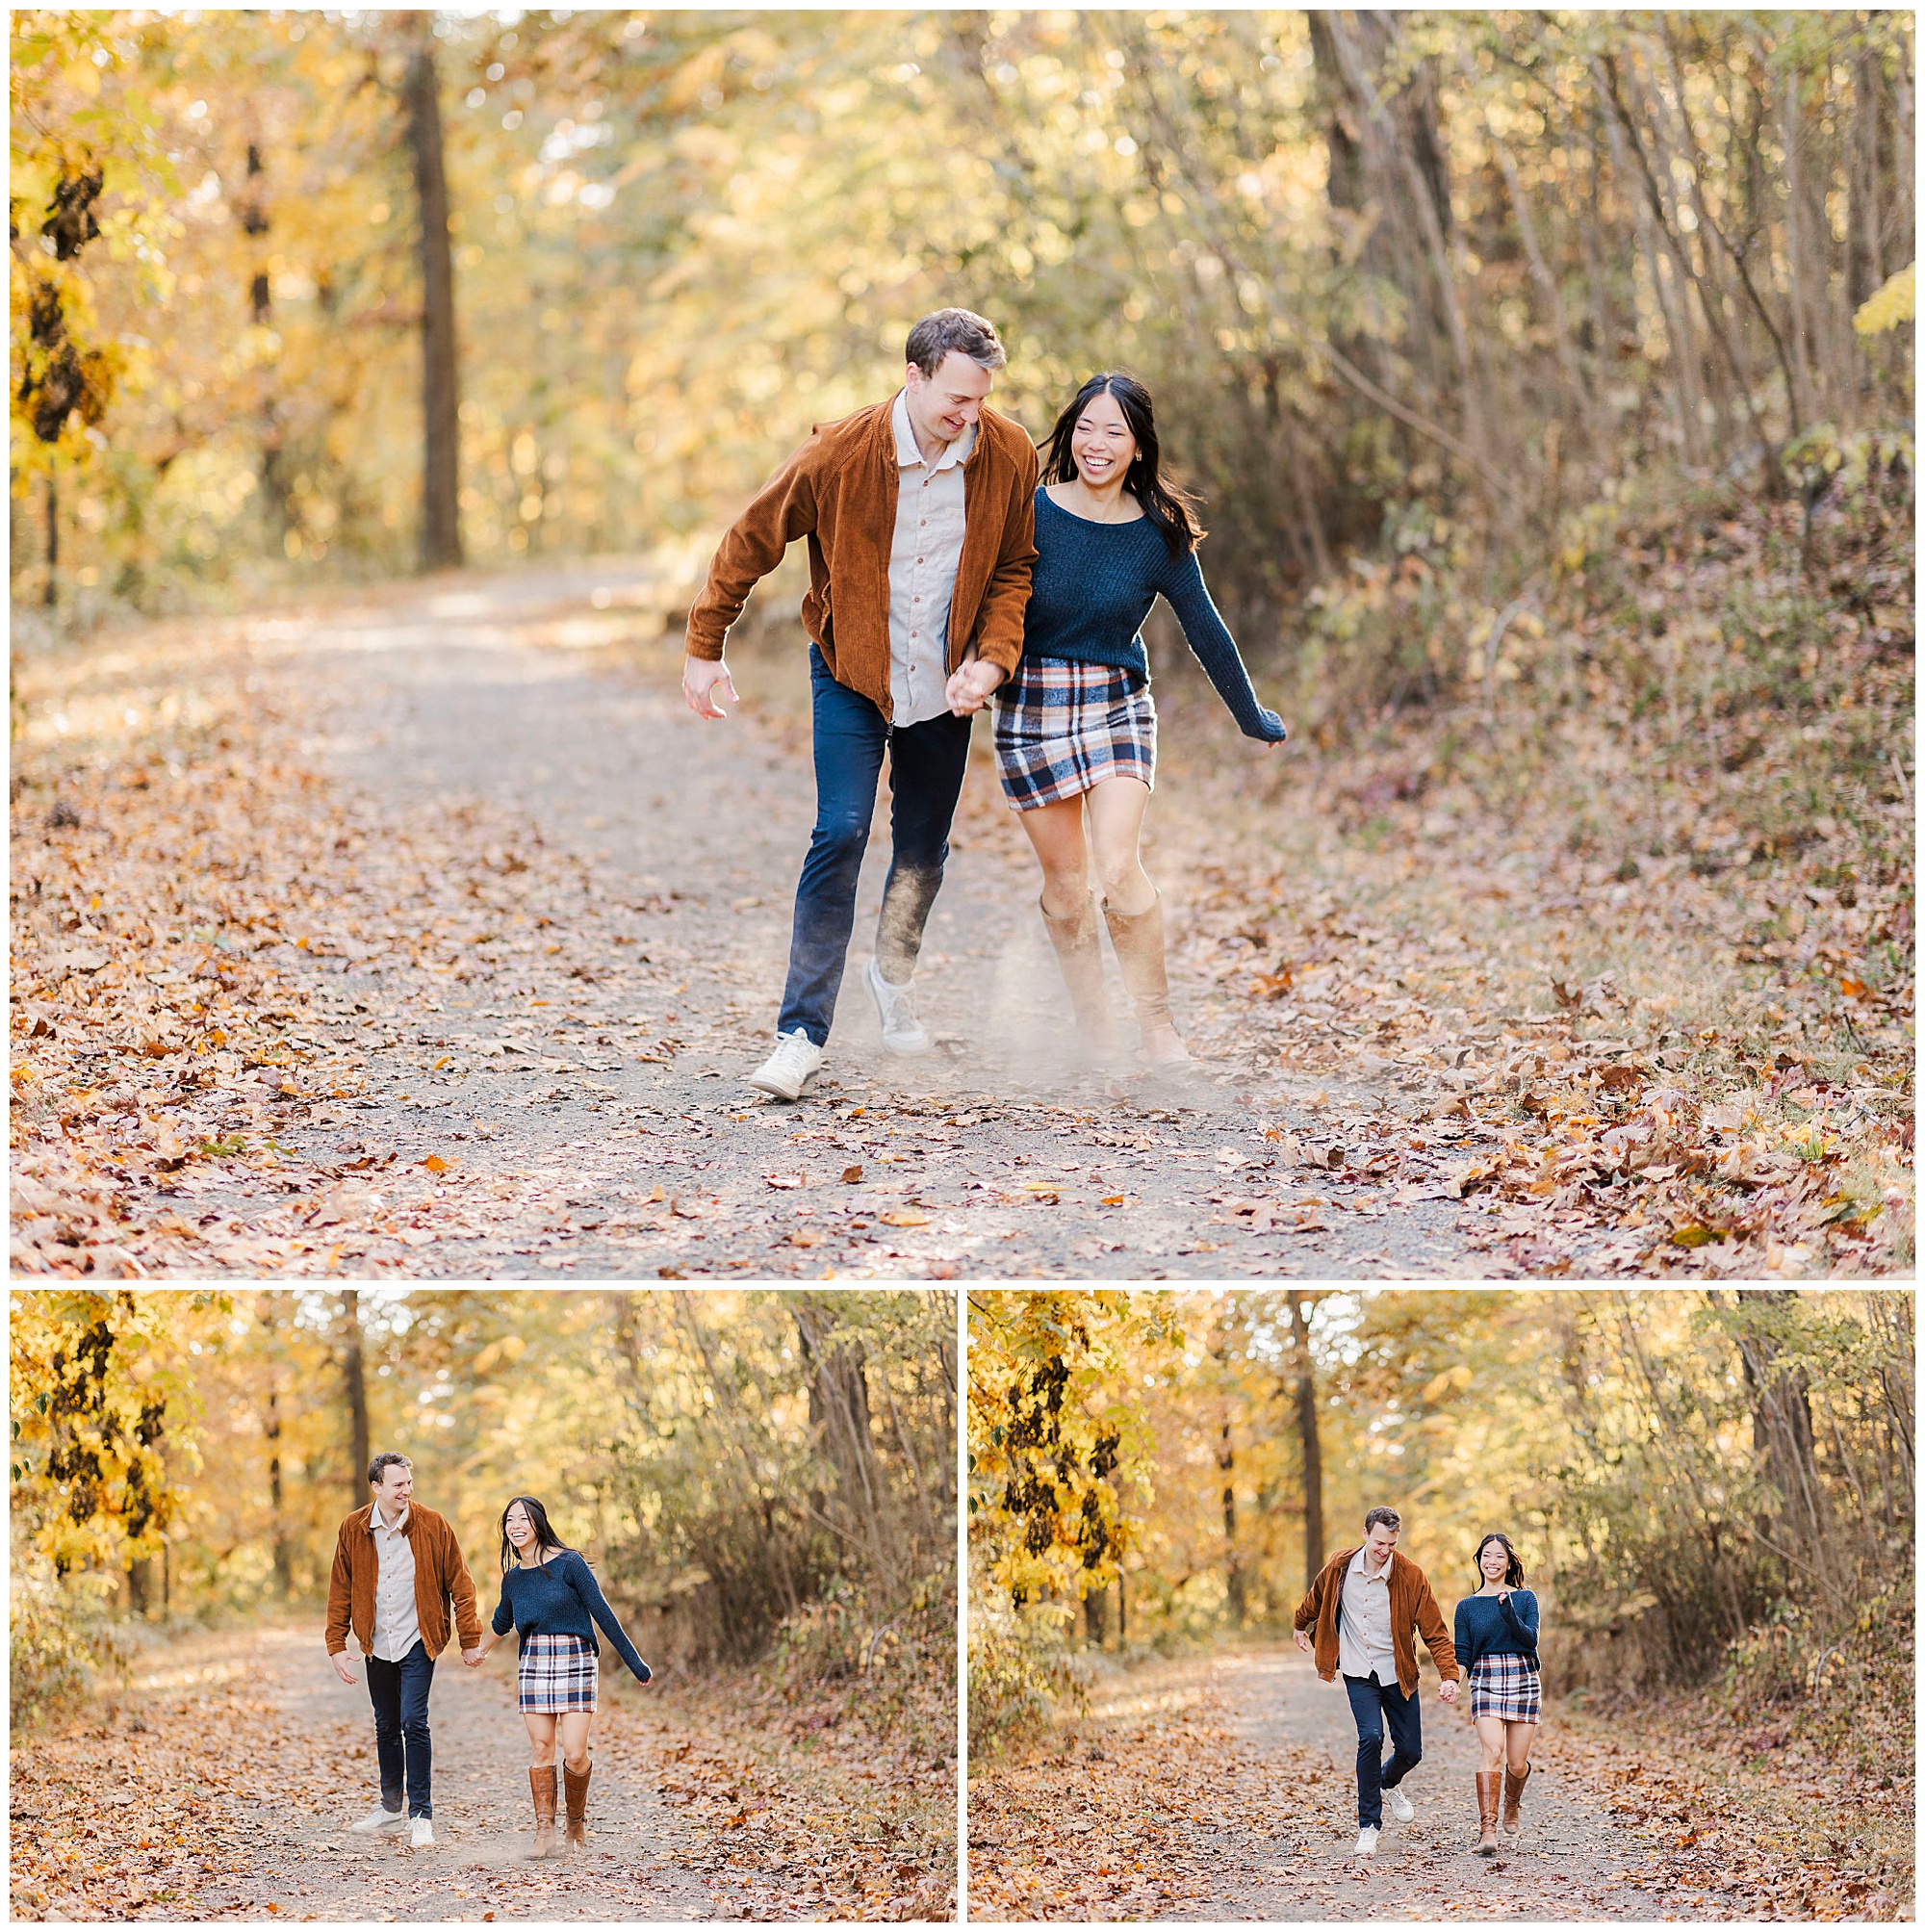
[1439,1679,1461,1705]
[462,1647,486,1667]
[682,655,738,721]
[945,657,1003,717]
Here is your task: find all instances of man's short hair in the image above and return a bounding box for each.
[1364,1507,1402,1533]
[905,308,1007,377]
[369,1452,413,1488]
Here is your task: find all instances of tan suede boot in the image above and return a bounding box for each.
[563,1761,591,1850]
[1502,1763,1530,1834]
[1040,894,1122,1061]
[1475,1771,1502,1855]
[1101,891,1189,1067]
[529,1765,557,1859]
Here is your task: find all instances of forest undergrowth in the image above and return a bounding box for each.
[1142,451,1914,1276]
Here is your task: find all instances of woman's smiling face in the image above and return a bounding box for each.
[1071,387,1137,489]
[505,1502,536,1551]
[1478,1537,1510,1582]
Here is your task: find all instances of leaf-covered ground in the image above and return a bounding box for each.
[9,464,1911,1279]
[7,1618,954,1922]
[966,1643,1911,1921]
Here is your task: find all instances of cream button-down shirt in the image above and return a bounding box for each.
[370,1503,423,1662]
[887,389,975,727]
[1338,1546,1399,1684]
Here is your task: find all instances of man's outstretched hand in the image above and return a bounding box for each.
[1293,1629,1312,1655]
[330,1651,359,1686]
[682,655,738,721]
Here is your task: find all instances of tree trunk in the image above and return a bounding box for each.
[795,1298,888,1582]
[1288,1297,1324,1592]
[243,141,291,541]
[403,35,463,571]
[1849,40,1886,314]
[341,1289,372,1499]
[43,467,57,610]
[1307,13,1367,217]
[1084,1584,1111,1646]
[1219,1419,1245,1627]
[1732,1288,1828,1557]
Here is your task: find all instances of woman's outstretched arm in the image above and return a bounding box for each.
[1159,550,1287,743]
[566,1554,653,1682]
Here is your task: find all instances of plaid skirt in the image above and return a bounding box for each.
[994,657,1156,810]
[518,1634,598,1713]
[1469,1651,1541,1722]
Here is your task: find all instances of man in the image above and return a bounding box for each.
[1294,1506,1460,1858]
[682,307,1039,1100]
[324,1453,483,1848]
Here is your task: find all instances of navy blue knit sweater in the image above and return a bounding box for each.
[1019,489,1286,742]
[1452,1589,1540,1673]
[491,1551,652,1682]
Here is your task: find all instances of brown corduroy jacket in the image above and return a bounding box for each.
[1293,1546,1461,1698]
[324,1503,482,1661]
[683,396,1040,719]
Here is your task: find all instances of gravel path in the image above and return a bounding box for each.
[210,568,1489,1278]
[969,1642,1719,1921]
[1193,1646,1709,1920]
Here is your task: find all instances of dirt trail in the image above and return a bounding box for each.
[180,568,1490,1279]
[969,1643,1727,1922]
[1193,1646,1707,1920]
[38,1622,783,1921]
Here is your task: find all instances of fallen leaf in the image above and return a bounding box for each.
[877,1209,931,1227]
[765,1172,807,1190]
[841,1164,864,1183]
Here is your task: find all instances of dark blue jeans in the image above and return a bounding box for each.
[777,645,973,1046]
[1344,1671,1423,1828]
[366,1639,436,1818]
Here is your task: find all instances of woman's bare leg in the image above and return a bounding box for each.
[1475,1713,1507,1775]
[524,1711,557,1767]
[1014,796,1092,918]
[1085,777,1183,1061]
[1505,1718,1536,1777]
[559,1711,593,1777]
[1083,776,1155,917]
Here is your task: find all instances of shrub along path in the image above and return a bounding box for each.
[9,495,1911,1278]
[7,1617,954,1922]
[965,1643,1907,1921]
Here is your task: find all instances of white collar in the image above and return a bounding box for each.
[1348,1545,1394,1583]
[891,389,975,474]
[373,1502,411,1535]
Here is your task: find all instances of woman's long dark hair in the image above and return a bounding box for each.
[1474,1532,1526,1588]
[500,1494,570,1573]
[1040,371,1204,562]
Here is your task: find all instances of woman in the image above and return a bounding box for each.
[1452,1532,1540,1854]
[472,1496,652,1859]
[989,371,1286,1069]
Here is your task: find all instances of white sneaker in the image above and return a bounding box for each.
[410,1817,434,1848]
[1354,1825,1379,1857]
[863,957,931,1054]
[749,1027,824,1101]
[1385,1788,1414,1823]
[350,1805,406,1834]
